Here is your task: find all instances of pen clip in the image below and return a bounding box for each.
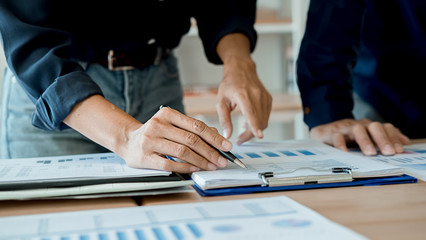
[332,167,352,174]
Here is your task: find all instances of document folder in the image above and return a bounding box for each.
[193,174,417,197]
[0,174,184,191]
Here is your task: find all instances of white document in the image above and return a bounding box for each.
[0,152,192,199]
[350,143,426,181]
[0,195,366,240]
[192,139,404,189]
[0,152,169,183]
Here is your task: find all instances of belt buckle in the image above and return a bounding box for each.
[107,50,135,71]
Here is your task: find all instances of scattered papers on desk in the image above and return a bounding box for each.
[350,142,426,181]
[192,139,404,190]
[0,152,193,199]
[0,195,367,240]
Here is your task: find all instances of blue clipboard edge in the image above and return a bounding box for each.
[192,174,418,197]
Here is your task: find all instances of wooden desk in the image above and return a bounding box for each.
[3,185,425,239]
[140,180,426,239]
[0,197,137,217]
[2,140,425,239]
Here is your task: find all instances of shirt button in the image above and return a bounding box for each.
[304,107,310,115]
[147,38,156,45]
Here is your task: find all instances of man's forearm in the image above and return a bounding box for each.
[216,33,252,64]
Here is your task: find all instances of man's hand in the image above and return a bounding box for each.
[216,33,272,144]
[310,118,411,155]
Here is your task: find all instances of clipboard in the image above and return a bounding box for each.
[189,139,421,196]
[192,172,417,197]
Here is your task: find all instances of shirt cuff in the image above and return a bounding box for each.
[201,15,257,64]
[32,71,103,131]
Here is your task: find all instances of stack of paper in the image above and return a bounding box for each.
[0,152,193,200]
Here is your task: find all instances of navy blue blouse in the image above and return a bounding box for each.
[0,0,257,131]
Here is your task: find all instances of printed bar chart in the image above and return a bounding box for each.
[236,149,319,159]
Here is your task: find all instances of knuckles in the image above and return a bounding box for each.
[143,117,163,132]
[185,132,200,146]
[156,106,173,116]
[383,122,395,129]
[192,119,207,134]
[175,144,190,158]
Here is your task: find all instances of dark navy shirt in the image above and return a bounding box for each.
[0,0,257,131]
[297,0,426,138]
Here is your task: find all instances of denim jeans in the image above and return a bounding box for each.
[0,53,184,158]
[353,92,385,123]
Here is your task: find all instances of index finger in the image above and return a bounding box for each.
[157,107,232,152]
[216,97,233,139]
[236,97,264,139]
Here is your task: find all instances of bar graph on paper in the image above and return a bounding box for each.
[233,149,320,160]
[0,152,169,183]
[351,143,426,181]
[43,224,204,240]
[0,196,366,240]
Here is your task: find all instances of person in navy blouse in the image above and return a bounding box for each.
[297,0,425,156]
[0,0,272,173]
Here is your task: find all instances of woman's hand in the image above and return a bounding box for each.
[64,95,232,173]
[120,107,232,173]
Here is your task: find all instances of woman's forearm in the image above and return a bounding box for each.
[63,94,142,155]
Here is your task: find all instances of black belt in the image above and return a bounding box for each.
[93,47,170,71]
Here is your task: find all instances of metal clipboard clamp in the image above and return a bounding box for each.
[258,167,353,187]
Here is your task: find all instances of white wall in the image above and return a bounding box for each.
[175,32,289,94]
[0,47,5,92]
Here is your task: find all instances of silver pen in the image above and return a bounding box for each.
[216,148,247,169]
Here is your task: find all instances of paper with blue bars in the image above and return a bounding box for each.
[0,195,366,240]
[350,142,426,181]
